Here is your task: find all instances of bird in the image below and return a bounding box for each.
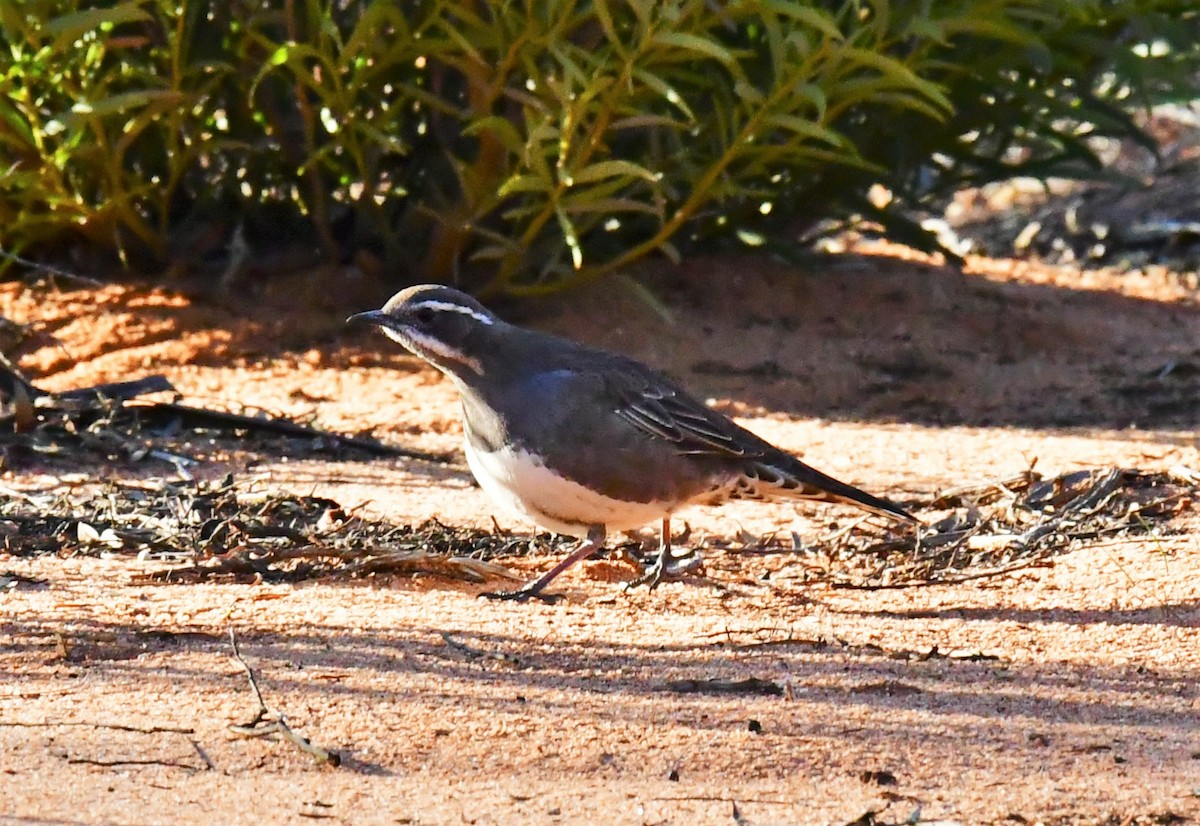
[350,284,916,601]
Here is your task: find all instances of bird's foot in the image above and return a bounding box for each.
[624,549,704,591]
[480,586,564,604]
[623,556,665,591]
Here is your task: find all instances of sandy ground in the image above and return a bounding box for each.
[2,246,1199,825]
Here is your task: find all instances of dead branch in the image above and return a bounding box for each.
[133,401,448,462]
[51,376,176,405]
[0,248,104,287]
[2,359,447,469]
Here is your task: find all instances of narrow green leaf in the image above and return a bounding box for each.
[618,274,674,322]
[867,89,953,123]
[610,114,687,131]
[501,202,550,222]
[569,159,658,185]
[554,204,583,269]
[632,68,695,121]
[435,16,485,64]
[939,15,1040,47]
[0,99,36,149]
[940,15,1053,67]
[763,114,846,147]
[498,174,553,197]
[68,90,186,119]
[652,31,737,68]
[549,44,592,90]
[462,116,526,156]
[251,41,340,108]
[626,0,653,35]
[352,121,409,155]
[794,82,827,120]
[559,175,637,205]
[758,1,843,40]
[46,2,151,50]
[838,47,953,112]
[593,0,622,50]
[470,243,521,262]
[902,16,948,45]
[734,81,765,106]
[562,197,661,216]
[345,1,409,59]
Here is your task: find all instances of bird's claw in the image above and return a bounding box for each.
[624,556,667,591]
[624,549,704,591]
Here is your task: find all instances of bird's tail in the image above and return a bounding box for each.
[743,456,917,524]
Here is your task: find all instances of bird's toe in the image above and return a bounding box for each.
[479,587,564,604]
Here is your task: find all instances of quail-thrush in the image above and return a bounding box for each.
[350,285,915,600]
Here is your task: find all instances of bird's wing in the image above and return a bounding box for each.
[607,367,762,459]
[604,361,917,524]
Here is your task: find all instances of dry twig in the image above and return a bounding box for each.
[65,755,200,770]
[227,628,341,767]
[0,720,194,734]
[440,631,522,666]
[659,677,783,696]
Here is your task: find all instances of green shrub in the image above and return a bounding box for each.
[0,1,1196,292]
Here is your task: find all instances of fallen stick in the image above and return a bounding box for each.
[65,755,199,770]
[2,349,446,463]
[133,401,449,462]
[1,357,174,406]
[0,720,194,734]
[51,375,176,404]
[227,628,341,767]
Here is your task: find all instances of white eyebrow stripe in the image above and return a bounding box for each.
[412,300,495,325]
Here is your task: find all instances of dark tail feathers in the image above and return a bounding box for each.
[750,457,917,524]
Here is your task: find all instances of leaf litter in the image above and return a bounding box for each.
[0,473,523,584]
[1,462,1194,592]
[758,464,1198,589]
[0,357,443,477]
[2,357,1196,590]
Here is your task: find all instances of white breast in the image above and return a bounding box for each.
[463,437,671,537]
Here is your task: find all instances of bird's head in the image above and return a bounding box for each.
[349,284,499,377]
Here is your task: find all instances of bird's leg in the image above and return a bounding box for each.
[482,525,607,602]
[625,517,673,591]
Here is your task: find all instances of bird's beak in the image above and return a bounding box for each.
[347,309,390,328]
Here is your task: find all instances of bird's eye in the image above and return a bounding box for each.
[413,307,435,325]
